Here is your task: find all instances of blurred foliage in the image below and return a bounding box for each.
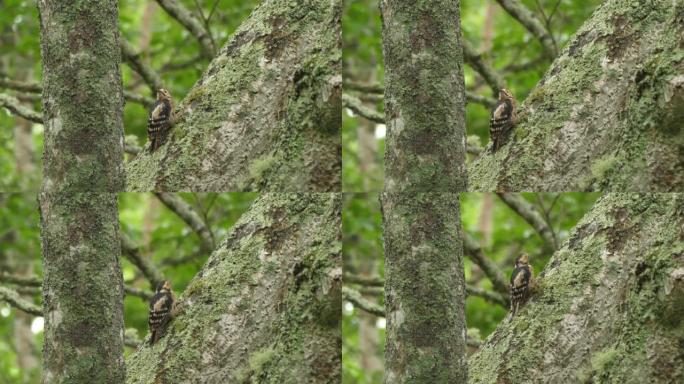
[0,0,259,191]
[342,192,600,383]
[342,0,603,191]
[0,192,255,382]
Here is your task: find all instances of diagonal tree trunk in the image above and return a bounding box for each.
[469,0,684,192]
[469,193,684,383]
[126,193,342,383]
[126,0,342,192]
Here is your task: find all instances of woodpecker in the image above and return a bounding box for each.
[490,88,517,152]
[509,253,533,318]
[147,88,173,152]
[148,280,175,345]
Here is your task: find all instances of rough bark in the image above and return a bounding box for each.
[469,0,684,192]
[381,0,467,192]
[382,193,467,383]
[38,0,125,192]
[126,193,342,383]
[126,0,342,192]
[39,193,125,383]
[469,193,684,383]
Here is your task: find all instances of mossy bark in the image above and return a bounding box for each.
[381,0,468,193]
[126,0,342,192]
[469,0,684,192]
[126,193,342,383]
[38,0,125,192]
[382,193,467,383]
[39,193,125,383]
[469,193,684,383]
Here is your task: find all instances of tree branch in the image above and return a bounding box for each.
[0,286,42,316]
[123,90,155,108]
[120,39,165,94]
[344,274,384,287]
[0,77,41,93]
[463,232,510,301]
[342,286,385,317]
[466,285,506,307]
[342,93,385,123]
[154,193,215,251]
[494,0,557,57]
[497,193,558,250]
[343,80,384,94]
[155,0,216,57]
[0,272,42,287]
[0,93,43,123]
[119,232,165,287]
[463,40,506,95]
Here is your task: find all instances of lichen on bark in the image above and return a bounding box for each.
[125,193,341,383]
[469,0,684,192]
[469,193,684,383]
[126,0,342,192]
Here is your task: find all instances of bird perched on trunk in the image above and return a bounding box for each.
[509,253,533,318]
[148,280,175,345]
[490,88,517,152]
[147,88,174,152]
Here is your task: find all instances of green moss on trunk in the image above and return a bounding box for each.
[126,0,342,192]
[382,192,467,383]
[126,193,341,383]
[469,193,684,383]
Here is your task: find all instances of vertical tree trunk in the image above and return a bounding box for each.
[381,0,467,192]
[126,193,341,383]
[39,193,125,383]
[382,193,467,383]
[469,193,684,383]
[38,0,124,191]
[38,1,126,381]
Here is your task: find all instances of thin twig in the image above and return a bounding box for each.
[344,274,384,287]
[463,232,510,301]
[342,286,385,317]
[120,231,166,287]
[497,193,558,250]
[154,193,216,251]
[0,93,43,123]
[121,39,165,95]
[494,0,558,57]
[463,40,506,95]
[155,0,216,57]
[343,93,385,124]
[0,286,42,316]
[466,285,506,307]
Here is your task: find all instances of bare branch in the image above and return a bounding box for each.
[123,91,155,108]
[466,285,506,307]
[124,286,153,301]
[0,286,42,316]
[120,39,165,94]
[0,272,42,287]
[0,77,41,93]
[120,232,165,287]
[344,274,384,287]
[463,232,510,301]
[497,193,558,250]
[155,0,216,57]
[342,286,385,317]
[154,193,215,251]
[343,80,384,94]
[463,41,506,95]
[0,93,43,123]
[494,0,558,57]
[342,93,385,124]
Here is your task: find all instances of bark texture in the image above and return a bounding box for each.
[126,193,342,383]
[469,193,684,383]
[39,193,125,383]
[38,0,125,191]
[126,0,342,192]
[469,0,684,192]
[381,0,467,192]
[382,193,467,383]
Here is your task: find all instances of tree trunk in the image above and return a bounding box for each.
[469,193,684,383]
[469,0,684,192]
[381,0,467,192]
[382,193,467,383]
[39,193,125,383]
[38,0,125,191]
[126,0,342,192]
[126,193,342,383]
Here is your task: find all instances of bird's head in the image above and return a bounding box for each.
[499,88,513,101]
[157,88,172,101]
[515,253,529,267]
[156,280,172,292]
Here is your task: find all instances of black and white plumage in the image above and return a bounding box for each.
[490,88,516,152]
[147,88,173,152]
[509,253,533,318]
[148,280,175,345]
